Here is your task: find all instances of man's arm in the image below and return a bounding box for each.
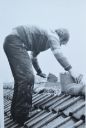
[50,40,72,71]
[30,52,46,78]
[49,40,82,83]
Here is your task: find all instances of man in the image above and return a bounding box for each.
[3,25,80,125]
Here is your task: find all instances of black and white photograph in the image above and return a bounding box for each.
[0,0,86,128]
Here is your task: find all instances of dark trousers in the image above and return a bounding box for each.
[3,35,34,124]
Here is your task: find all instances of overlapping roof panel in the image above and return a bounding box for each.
[4,88,85,128]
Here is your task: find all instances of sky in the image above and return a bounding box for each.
[0,0,86,83]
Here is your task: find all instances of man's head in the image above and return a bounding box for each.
[55,28,70,45]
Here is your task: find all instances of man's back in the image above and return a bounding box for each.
[14,25,50,53]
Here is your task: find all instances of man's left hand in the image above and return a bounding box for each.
[37,72,46,78]
[69,69,83,83]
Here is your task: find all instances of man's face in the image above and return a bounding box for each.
[60,37,68,45]
[55,28,69,46]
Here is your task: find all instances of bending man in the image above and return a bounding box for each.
[3,25,80,125]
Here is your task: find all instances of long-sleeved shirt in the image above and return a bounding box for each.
[11,25,72,73]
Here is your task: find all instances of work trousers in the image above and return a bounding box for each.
[3,35,34,124]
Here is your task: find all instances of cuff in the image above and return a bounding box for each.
[37,68,42,74]
[65,65,72,71]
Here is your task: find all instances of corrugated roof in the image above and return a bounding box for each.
[4,88,85,128]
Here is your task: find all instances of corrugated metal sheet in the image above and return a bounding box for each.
[4,88,85,128]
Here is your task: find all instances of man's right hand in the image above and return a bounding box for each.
[68,69,83,83]
[37,72,46,78]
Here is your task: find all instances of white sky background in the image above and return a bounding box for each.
[0,0,86,83]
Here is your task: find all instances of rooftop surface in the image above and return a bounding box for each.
[4,87,85,128]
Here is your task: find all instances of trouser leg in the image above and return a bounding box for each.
[3,35,34,124]
[10,83,18,119]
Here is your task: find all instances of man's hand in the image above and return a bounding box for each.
[37,72,46,78]
[68,69,83,83]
